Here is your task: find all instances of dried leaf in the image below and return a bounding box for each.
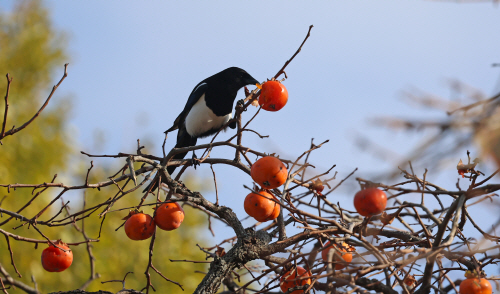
[380,211,395,225]
[310,178,325,194]
[215,246,226,257]
[457,158,479,170]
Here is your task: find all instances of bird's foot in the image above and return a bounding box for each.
[236,99,246,110]
[229,99,246,130]
[191,152,200,169]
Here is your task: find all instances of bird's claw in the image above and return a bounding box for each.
[191,152,200,169]
[236,99,246,111]
[229,99,246,130]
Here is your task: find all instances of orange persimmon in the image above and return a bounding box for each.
[259,80,288,111]
[280,266,311,294]
[244,191,280,222]
[251,156,287,189]
[154,202,185,231]
[460,278,492,294]
[321,241,354,270]
[353,188,387,217]
[262,198,281,222]
[460,271,492,294]
[41,240,73,272]
[124,211,155,240]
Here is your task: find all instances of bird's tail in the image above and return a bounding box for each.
[143,128,197,193]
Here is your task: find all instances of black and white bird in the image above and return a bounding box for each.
[144,67,259,193]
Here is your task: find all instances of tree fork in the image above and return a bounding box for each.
[194,229,272,294]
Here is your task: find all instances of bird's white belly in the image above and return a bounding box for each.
[185,94,232,137]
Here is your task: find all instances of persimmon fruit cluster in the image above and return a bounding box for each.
[244,190,280,222]
[280,266,312,294]
[258,80,288,111]
[251,156,287,189]
[353,187,387,217]
[41,240,73,272]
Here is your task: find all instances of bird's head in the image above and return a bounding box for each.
[220,67,259,89]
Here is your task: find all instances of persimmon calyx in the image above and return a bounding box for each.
[122,209,143,220]
[464,269,486,279]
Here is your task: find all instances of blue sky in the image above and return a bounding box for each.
[2,0,500,284]
[3,0,500,228]
[30,1,499,189]
[41,1,499,158]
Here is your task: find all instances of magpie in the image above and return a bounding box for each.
[144,67,259,193]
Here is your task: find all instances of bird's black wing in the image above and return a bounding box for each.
[147,81,206,193]
[164,82,209,134]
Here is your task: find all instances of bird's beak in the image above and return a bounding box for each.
[247,76,259,86]
[256,83,262,89]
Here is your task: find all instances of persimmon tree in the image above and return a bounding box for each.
[1,25,500,294]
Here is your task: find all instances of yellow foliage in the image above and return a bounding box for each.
[0,1,209,293]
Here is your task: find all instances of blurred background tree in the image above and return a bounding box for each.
[0,1,208,293]
[0,0,71,190]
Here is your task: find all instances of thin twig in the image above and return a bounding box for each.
[0,64,69,140]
